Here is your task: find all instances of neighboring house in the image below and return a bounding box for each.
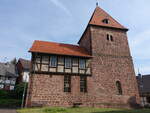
[25,6,140,108]
[16,58,30,83]
[137,74,150,106]
[0,62,18,90]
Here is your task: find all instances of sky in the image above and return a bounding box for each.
[0,0,150,75]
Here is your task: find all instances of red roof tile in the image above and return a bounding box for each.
[89,7,128,30]
[29,40,92,58]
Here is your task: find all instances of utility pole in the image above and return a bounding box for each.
[21,75,27,108]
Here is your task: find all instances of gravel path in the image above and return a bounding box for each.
[0,109,16,113]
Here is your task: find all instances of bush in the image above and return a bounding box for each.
[0,90,9,99]
[14,82,28,99]
[0,82,27,99]
[144,104,150,109]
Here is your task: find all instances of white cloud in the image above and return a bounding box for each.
[49,0,71,16]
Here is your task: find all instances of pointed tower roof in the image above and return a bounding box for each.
[78,6,128,44]
[89,6,128,30]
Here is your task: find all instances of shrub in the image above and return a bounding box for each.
[14,82,28,99]
[144,104,150,109]
[0,90,9,99]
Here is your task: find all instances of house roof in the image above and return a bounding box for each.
[89,6,128,30]
[0,62,18,77]
[137,75,150,93]
[29,40,92,58]
[18,58,31,70]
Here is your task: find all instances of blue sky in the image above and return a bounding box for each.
[0,0,150,75]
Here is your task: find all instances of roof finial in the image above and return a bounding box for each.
[138,68,142,77]
[96,0,99,7]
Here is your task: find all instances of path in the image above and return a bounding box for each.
[0,109,16,113]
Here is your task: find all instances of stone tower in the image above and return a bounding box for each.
[78,6,140,108]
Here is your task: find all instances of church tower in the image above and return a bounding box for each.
[78,6,140,108]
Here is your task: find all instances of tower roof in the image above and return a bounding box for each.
[89,6,128,30]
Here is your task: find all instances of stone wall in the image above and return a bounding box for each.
[26,74,138,108]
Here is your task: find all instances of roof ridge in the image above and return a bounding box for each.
[29,40,92,57]
[34,40,81,47]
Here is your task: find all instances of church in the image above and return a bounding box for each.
[25,6,140,108]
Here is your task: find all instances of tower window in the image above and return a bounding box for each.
[106,34,113,42]
[102,19,109,24]
[110,35,113,41]
[107,34,109,41]
[80,76,87,92]
[64,76,71,92]
[116,81,123,95]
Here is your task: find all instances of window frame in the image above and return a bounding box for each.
[65,57,72,69]
[64,75,71,92]
[49,56,57,67]
[79,59,86,69]
[80,76,87,93]
[102,19,109,24]
[116,81,123,95]
[106,34,113,42]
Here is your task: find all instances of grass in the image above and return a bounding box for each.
[17,107,150,113]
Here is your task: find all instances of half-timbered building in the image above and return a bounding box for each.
[26,6,140,108]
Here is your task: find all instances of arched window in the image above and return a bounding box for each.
[106,34,114,42]
[116,81,123,95]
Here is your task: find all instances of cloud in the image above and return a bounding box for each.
[49,0,71,16]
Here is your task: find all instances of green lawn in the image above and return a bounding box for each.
[17,107,150,113]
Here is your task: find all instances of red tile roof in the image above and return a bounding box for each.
[89,7,128,30]
[29,40,92,58]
